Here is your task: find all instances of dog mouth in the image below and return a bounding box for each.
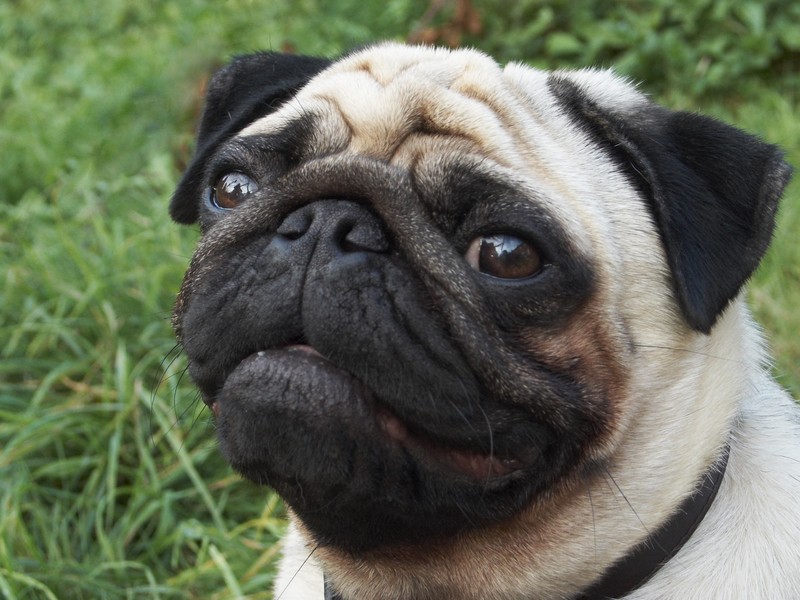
[373,404,527,479]
[195,321,564,551]
[207,344,533,482]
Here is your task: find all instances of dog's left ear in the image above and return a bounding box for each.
[549,75,793,333]
[170,52,332,224]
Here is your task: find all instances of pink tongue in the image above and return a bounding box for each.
[375,407,521,479]
[447,448,521,479]
[376,407,410,442]
[284,344,323,357]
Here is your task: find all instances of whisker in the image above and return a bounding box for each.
[603,468,672,555]
[149,343,186,445]
[632,343,742,364]
[586,484,597,567]
[604,469,647,533]
[274,542,321,600]
[477,403,495,493]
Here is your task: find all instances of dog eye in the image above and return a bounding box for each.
[210,172,259,210]
[465,234,542,279]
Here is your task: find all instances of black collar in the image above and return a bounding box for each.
[324,447,729,600]
[576,445,729,598]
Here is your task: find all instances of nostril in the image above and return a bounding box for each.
[339,219,390,254]
[275,200,390,257]
[276,209,312,240]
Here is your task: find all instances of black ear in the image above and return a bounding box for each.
[170,52,332,224]
[549,76,793,333]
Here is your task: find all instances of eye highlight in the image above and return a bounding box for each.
[210,172,259,210]
[465,234,542,279]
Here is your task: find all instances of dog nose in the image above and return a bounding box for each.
[275,200,389,263]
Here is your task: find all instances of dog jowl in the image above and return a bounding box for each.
[170,44,800,600]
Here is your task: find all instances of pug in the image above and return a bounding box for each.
[169,43,800,599]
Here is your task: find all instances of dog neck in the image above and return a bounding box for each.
[323,446,730,600]
[574,444,729,599]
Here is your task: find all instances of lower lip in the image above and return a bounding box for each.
[207,345,323,418]
[210,347,530,481]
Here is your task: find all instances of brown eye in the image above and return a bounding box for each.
[210,172,259,210]
[465,234,542,279]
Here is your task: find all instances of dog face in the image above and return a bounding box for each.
[170,44,790,573]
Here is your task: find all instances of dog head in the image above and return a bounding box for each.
[171,44,790,595]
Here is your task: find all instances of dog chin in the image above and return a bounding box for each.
[210,346,559,551]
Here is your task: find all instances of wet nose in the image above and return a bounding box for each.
[275,200,389,265]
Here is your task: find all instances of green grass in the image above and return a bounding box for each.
[1,1,798,598]
[732,93,800,395]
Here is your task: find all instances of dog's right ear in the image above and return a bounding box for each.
[170,52,332,224]
[548,73,791,334]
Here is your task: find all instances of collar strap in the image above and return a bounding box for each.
[577,445,730,599]
[325,446,730,600]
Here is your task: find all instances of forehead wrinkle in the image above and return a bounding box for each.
[409,83,530,169]
[237,46,554,169]
[315,70,422,159]
[306,58,543,168]
[233,45,585,227]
